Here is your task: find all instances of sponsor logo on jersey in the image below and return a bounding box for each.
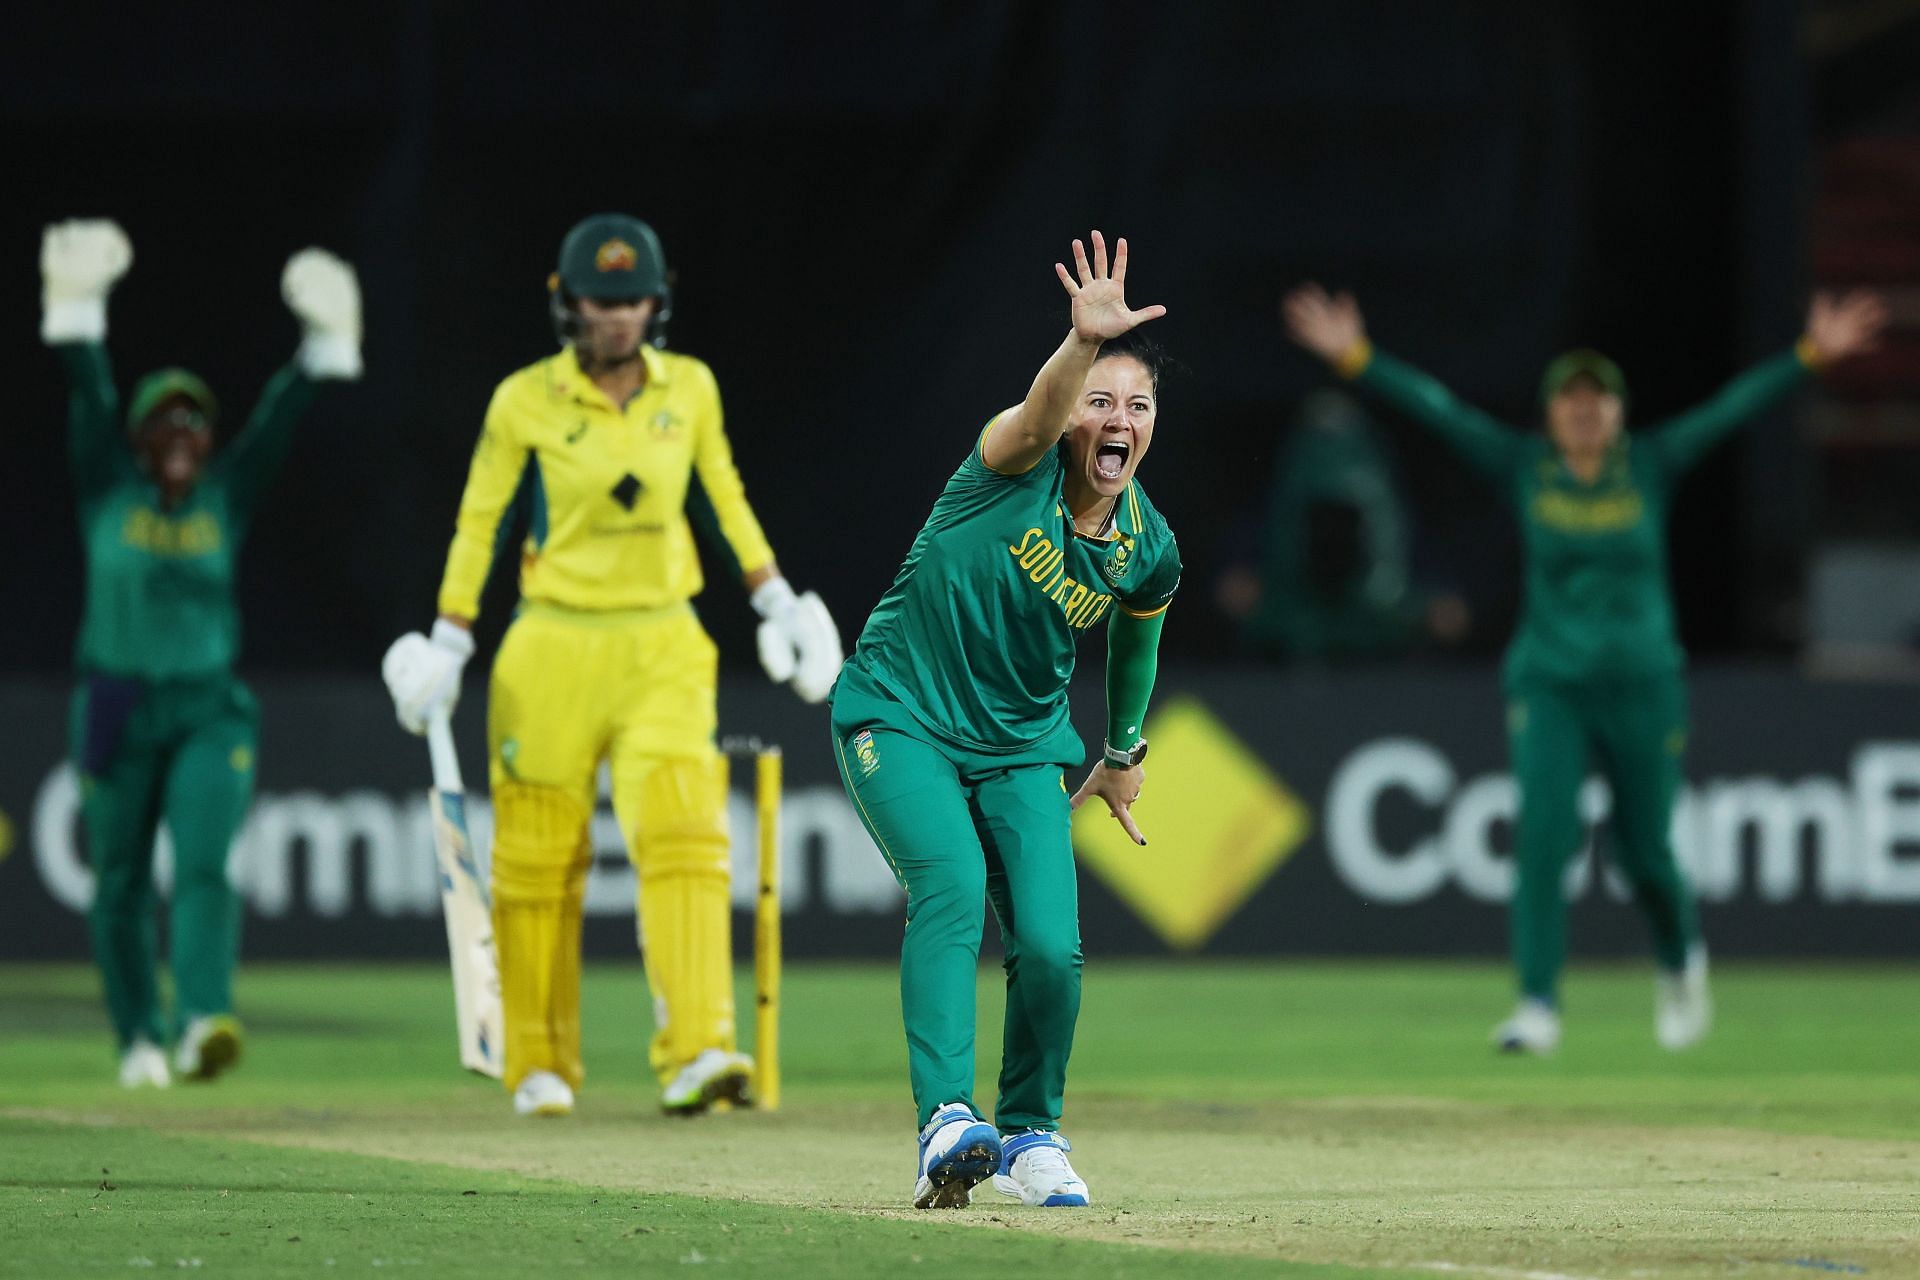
[1531,487,1644,533]
[851,730,880,778]
[122,508,222,557]
[595,238,638,272]
[1008,526,1115,630]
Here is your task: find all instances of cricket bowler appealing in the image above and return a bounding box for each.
[383,213,841,1118]
[41,219,363,1089]
[1284,281,1889,1056]
[833,232,1180,1209]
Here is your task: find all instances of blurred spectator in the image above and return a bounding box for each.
[1216,390,1468,661]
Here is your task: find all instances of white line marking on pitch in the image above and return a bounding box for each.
[1413,1262,1607,1280]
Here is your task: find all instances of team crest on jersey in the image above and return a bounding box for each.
[851,730,880,778]
[649,410,684,437]
[1099,535,1135,585]
[595,238,638,272]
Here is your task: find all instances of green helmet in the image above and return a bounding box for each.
[1539,348,1628,411]
[126,367,218,437]
[548,213,673,348]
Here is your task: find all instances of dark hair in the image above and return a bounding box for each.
[1091,333,1172,398]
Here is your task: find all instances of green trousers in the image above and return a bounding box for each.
[1507,673,1699,1003]
[830,667,1084,1133]
[70,673,258,1049]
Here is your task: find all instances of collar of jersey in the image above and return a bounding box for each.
[549,343,671,411]
[1059,480,1139,544]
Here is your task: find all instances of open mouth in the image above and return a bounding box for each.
[1094,439,1130,481]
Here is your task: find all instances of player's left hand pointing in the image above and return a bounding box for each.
[1072,762,1147,846]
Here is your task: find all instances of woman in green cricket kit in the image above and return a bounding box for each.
[1283,281,1887,1054]
[40,219,363,1088]
[833,231,1181,1209]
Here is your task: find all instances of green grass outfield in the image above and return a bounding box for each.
[3,960,1917,1278]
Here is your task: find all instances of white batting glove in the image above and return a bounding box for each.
[381,620,474,735]
[282,247,363,380]
[752,577,844,704]
[41,219,132,344]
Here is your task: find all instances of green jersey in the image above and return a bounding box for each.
[61,341,316,680]
[847,426,1182,752]
[1354,347,1811,686]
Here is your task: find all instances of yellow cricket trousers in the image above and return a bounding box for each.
[486,600,736,1091]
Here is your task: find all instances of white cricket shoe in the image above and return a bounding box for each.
[1656,946,1712,1051]
[661,1048,753,1116]
[512,1070,575,1117]
[174,1015,244,1081]
[1492,997,1561,1054]
[992,1129,1090,1207]
[119,1039,171,1089]
[912,1102,1002,1209]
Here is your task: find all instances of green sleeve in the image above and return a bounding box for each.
[686,472,745,583]
[1352,349,1526,479]
[1642,350,1810,477]
[216,362,319,526]
[1104,606,1166,756]
[57,341,131,500]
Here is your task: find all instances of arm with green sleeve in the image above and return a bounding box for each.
[57,341,132,501]
[221,247,364,526]
[1340,341,1527,479]
[1643,345,1814,477]
[40,220,136,503]
[215,363,320,526]
[1104,606,1166,756]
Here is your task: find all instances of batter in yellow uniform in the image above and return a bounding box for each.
[384,214,842,1117]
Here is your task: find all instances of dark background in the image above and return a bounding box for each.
[6,0,1912,677]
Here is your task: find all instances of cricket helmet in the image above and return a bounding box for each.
[548,213,673,348]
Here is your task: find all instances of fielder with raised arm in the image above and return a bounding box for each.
[42,219,362,1088]
[383,213,841,1117]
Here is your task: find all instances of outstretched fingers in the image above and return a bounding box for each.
[1072,237,1092,287]
[1091,229,1109,280]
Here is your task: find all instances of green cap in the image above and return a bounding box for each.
[126,368,218,436]
[551,213,670,302]
[1539,348,1626,408]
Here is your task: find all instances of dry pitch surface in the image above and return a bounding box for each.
[3,960,1917,1278]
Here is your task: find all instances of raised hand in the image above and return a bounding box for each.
[40,218,132,344]
[1281,283,1367,364]
[1055,230,1166,343]
[1804,290,1890,364]
[283,247,364,380]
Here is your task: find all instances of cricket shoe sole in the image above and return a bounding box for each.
[913,1108,1002,1209]
[175,1016,244,1082]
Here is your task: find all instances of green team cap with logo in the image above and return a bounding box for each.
[551,213,669,302]
[126,367,218,436]
[1539,348,1627,409]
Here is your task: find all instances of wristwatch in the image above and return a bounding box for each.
[1101,738,1148,769]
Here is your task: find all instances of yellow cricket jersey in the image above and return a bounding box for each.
[437,344,776,619]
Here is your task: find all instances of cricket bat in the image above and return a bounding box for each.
[425,711,505,1079]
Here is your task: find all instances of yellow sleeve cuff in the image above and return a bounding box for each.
[1794,336,1825,372]
[1334,337,1374,380]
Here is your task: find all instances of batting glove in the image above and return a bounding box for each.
[41,219,132,344]
[752,577,844,705]
[282,247,363,380]
[381,620,474,735]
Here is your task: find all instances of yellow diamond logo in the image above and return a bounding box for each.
[1073,697,1311,950]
